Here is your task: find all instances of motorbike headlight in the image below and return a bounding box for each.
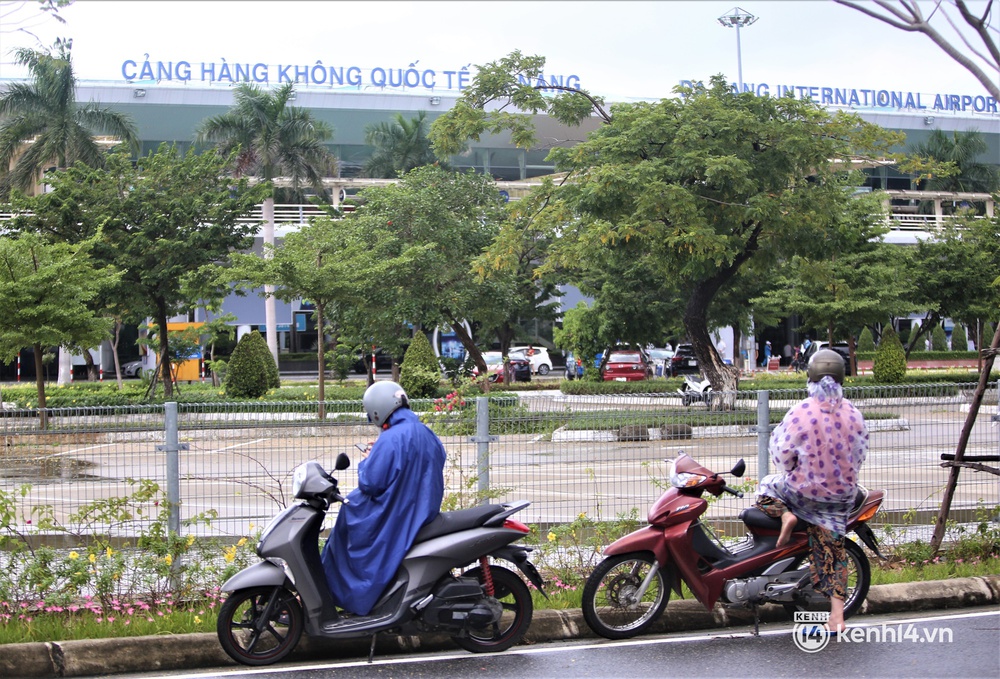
[669,461,705,488]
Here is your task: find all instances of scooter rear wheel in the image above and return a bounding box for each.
[217,586,303,666]
[452,565,533,653]
[783,538,871,620]
[582,553,670,639]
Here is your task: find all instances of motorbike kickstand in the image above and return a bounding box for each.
[751,604,760,637]
[368,633,378,663]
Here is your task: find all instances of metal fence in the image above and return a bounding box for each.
[1,383,997,541]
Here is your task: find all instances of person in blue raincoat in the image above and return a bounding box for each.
[321,381,446,616]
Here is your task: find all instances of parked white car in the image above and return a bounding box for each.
[508,346,552,375]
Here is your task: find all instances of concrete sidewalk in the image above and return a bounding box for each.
[2,575,998,678]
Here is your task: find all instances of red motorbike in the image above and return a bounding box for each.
[582,453,884,639]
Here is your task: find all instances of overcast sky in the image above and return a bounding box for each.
[1,0,996,104]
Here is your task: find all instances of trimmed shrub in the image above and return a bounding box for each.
[931,324,949,351]
[225,331,273,398]
[858,327,875,353]
[950,324,968,352]
[400,331,441,398]
[872,326,907,384]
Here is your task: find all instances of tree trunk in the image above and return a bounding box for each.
[929,322,1000,554]
[33,342,48,430]
[316,302,326,420]
[155,303,174,399]
[684,286,740,409]
[81,347,98,381]
[111,320,124,390]
[447,316,487,376]
[263,197,279,366]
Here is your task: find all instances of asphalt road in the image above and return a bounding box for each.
[98,607,999,679]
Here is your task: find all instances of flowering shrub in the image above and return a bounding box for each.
[0,481,259,642]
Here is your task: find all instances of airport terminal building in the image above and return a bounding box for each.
[2,66,998,373]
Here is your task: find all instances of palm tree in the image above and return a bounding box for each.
[363,111,441,178]
[196,82,335,363]
[0,39,139,198]
[911,129,1000,212]
[0,39,139,385]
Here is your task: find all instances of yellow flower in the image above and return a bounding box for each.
[106,547,113,558]
[547,531,557,543]
[69,551,80,560]
[578,512,587,520]
[223,545,237,563]
[237,537,247,547]
[164,554,173,566]
[248,523,255,530]
[88,553,97,564]
[194,615,203,624]
[186,534,195,547]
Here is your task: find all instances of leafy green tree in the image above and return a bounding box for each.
[195,82,335,364]
[363,111,441,178]
[229,216,372,416]
[11,145,267,398]
[431,53,902,394]
[872,326,907,384]
[343,165,511,376]
[0,40,138,198]
[553,302,605,376]
[753,193,916,375]
[226,331,273,399]
[472,180,565,361]
[906,212,1000,358]
[0,233,116,422]
[950,323,968,353]
[399,331,440,398]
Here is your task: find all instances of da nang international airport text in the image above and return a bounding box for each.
[119,56,997,114]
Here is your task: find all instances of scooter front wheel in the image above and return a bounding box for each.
[217,586,303,666]
[582,553,670,640]
[452,565,533,653]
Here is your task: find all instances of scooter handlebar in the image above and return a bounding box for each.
[722,484,744,498]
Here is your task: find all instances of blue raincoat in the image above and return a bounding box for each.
[321,407,446,616]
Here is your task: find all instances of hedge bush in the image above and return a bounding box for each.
[225,331,274,398]
[858,327,875,353]
[931,325,949,352]
[399,332,442,398]
[950,324,968,353]
[872,326,907,384]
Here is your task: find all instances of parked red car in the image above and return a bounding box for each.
[602,350,652,381]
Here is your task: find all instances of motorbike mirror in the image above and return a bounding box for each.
[731,459,746,478]
[335,452,351,471]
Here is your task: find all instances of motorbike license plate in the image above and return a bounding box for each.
[688,360,696,367]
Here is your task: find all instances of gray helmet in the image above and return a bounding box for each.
[807,348,846,385]
[362,381,410,427]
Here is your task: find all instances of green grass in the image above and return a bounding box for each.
[2,554,995,644]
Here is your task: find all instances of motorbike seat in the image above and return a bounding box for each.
[741,487,869,532]
[740,507,809,533]
[414,504,506,543]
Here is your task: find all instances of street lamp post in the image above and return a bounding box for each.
[717,7,758,93]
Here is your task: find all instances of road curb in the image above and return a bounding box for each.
[1,575,997,678]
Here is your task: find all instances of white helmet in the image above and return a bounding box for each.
[362,381,410,427]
